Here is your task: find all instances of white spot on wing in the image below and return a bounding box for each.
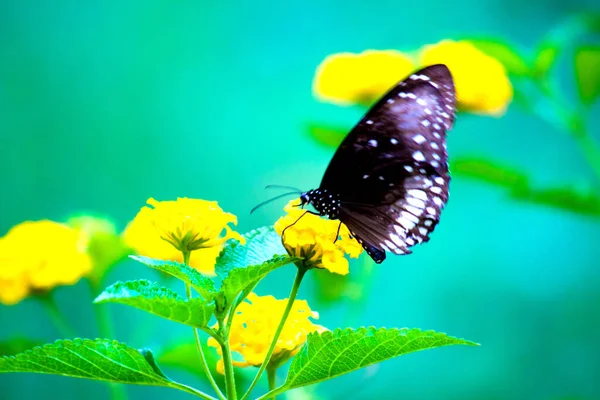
[413,151,425,162]
[413,134,426,144]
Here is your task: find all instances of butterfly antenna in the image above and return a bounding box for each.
[265,184,303,192]
[250,191,301,214]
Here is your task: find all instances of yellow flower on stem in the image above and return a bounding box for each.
[123,198,244,275]
[208,292,327,374]
[419,39,513,116]
[313,50,415,106]
[0,220,92,305]
[274,199,363,275]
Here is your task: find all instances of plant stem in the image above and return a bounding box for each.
[38,292,76,338]
[217,314,237,400]
[240,267,307,400]
[89,280,128,400]
[182,251,227,400]
[266,367,277,400]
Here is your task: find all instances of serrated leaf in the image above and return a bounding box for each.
[575,45,600,105]
[468,38,529,76]
[221,255,298,307]
[130,255,216,300]
[215,226,287,275]
[308,124,348,148]
[284,327,478,389]
[94,280,215,328]
[0,339,172,386]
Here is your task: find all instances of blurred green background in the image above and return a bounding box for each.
[1,1,600,399]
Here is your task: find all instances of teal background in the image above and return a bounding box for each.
[1,1,600,399]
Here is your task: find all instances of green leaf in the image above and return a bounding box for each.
[221,254,298,307]
[215,226,287,275]
[451,158,529,190]
[575,45,600,105]
[94,280,215,328]
[130,255,216,300]
[468,38,530,76]
[284,327,478,389]
[308,124,348,149]
[0,339,172,386]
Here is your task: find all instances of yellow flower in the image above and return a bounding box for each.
[123,198,244,275]
[419,40,513,116]
[313,50,415,106]
[274,199,362,275]
[207,292,327,373]
[0,220,92,305]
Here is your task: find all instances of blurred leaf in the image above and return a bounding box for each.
[514,186,600,217]
[454,157,600,218]
[574,46,600,105]
[283,327,478,390]
[215,226,287,275]
[220,254,298,310]
[0,339,171,385]
[452,158,529,189]
[312,269,350,304]
[94,280,215,328]
[158,340,250,392]
[468,38,530,76]
[0,338,44,356]
[130,256,216,301]
[532,43,559,79]
[308,124,348,149]
[67,214,130,283]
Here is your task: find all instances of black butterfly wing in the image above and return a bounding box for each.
[320,64,456,262]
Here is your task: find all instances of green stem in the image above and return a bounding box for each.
[217,315,237,400]
[182,251,226,400]
[240,267,307,400]
[266,367,277,400]
[169,381,219,400]
[574,130,600,183]
[89,281,128,400]
[38,292,76,338]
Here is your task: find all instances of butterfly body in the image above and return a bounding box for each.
[301,64,456,264]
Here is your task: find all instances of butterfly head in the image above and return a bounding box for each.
[300,189,341,219]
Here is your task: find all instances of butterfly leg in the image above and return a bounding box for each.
[333,221,342,244]
[281,210,319,239]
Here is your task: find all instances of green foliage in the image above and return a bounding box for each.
[130,255,216,300]
[0,339,171,386]
[452,158,529,190]
[94,280,215,329]
[283,327,478,390]
[468,38,530,76]
[308,124,347,149]
[574,46,600,105]
[221,254,298,309]
[215,226,287,275]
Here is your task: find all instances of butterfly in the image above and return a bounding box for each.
[296,64,456,263]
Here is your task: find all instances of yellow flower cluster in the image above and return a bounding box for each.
[313,40,513,116]
[419,40,513,116]
[0,220,92,305]
[313,50,415,106]
[274,199,362,275]
[123,198,244,275]
[208,292,326,373]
